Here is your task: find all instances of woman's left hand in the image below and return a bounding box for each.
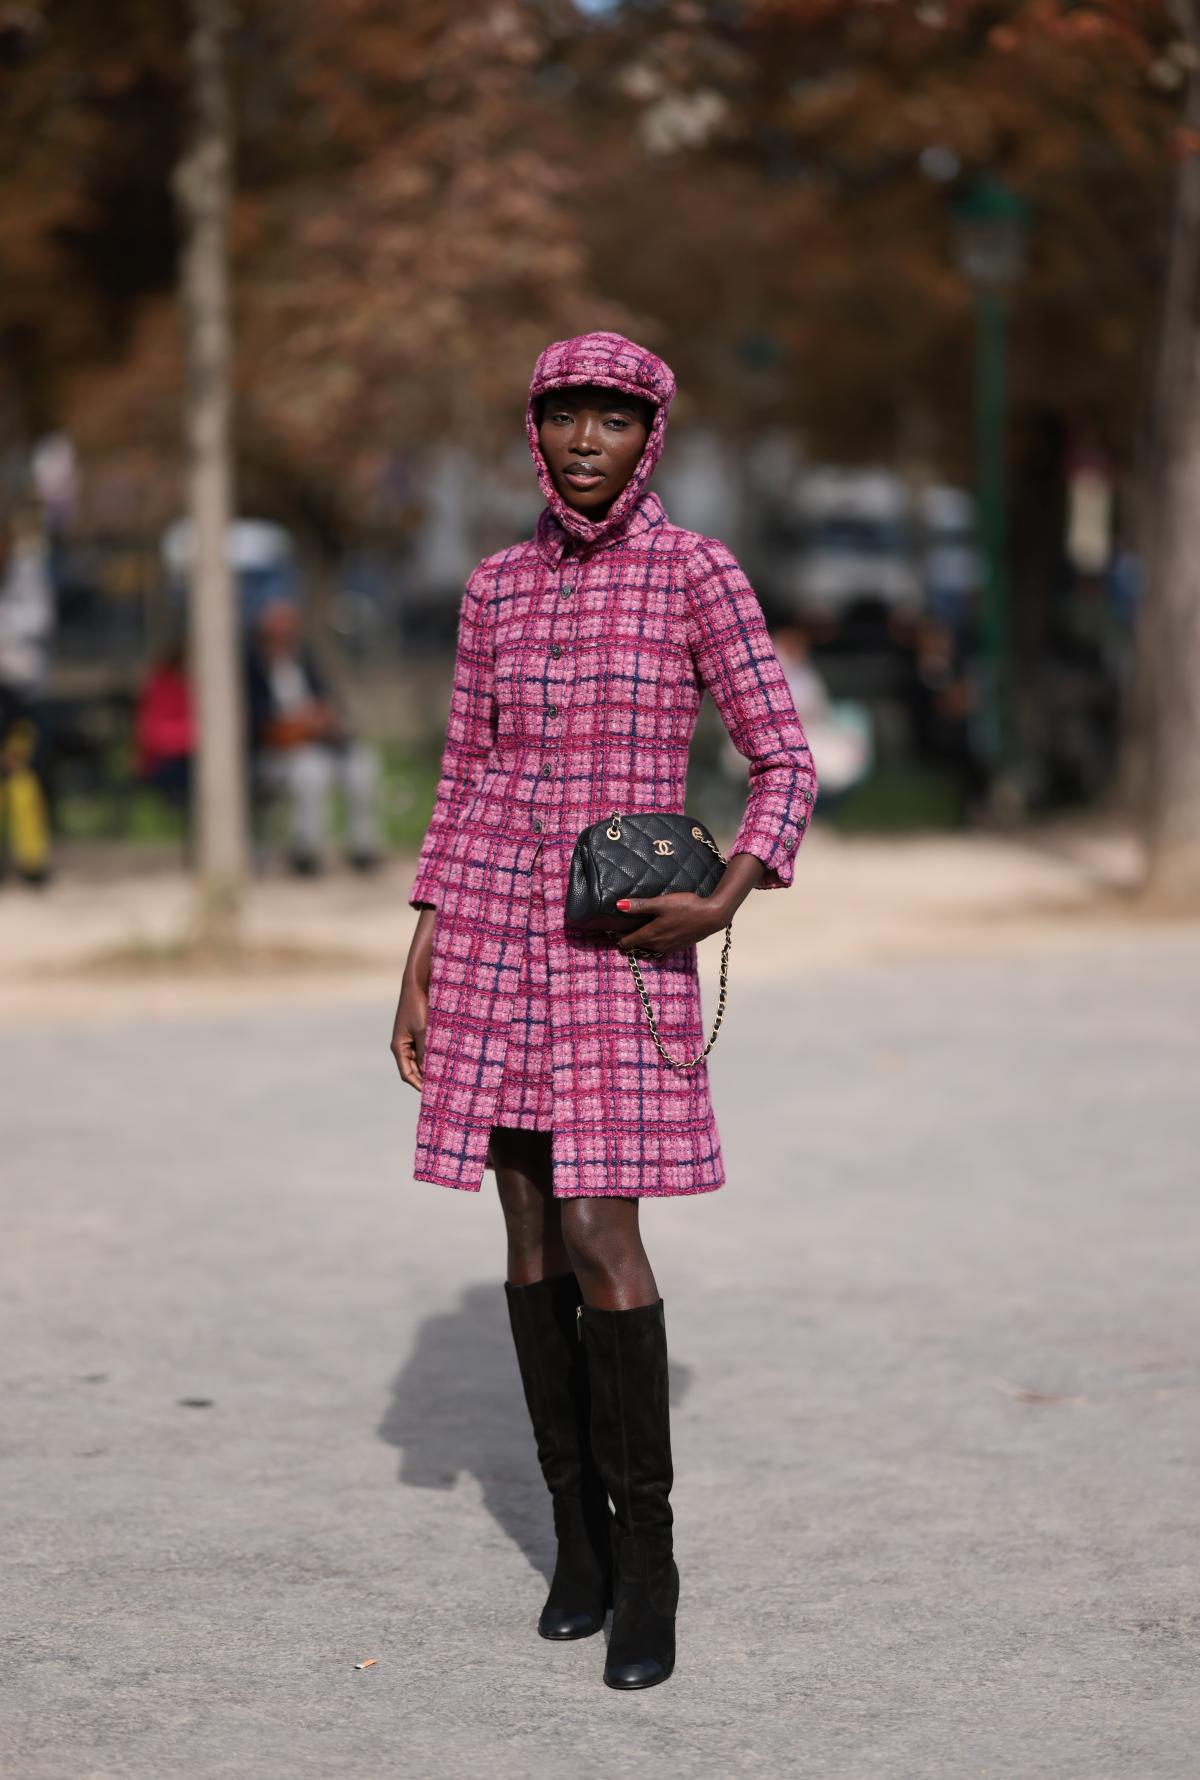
[612,854,767,954]
[614,891,730,956]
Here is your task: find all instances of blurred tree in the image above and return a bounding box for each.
[4,1,1167,516]
[0,1,185,474]
[3,0,1198,887]
[0,0,609,537]
[0,1,1177,502]
[586,0,1172,453]
[176,0,247,942]
[229,0,610,539]
[596,0,1200,884]
[1137,0,1200,900]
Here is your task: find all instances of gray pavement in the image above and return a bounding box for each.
[3,931,1199,1779]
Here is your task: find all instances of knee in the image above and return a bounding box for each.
[342,743,379,794]
[560,1198,634,1279]
[498,1174,541,1233]
[288,746,333,794]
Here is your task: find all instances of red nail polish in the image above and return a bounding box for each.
[616,899,631,910]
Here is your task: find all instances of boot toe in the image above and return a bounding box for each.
[604,1657,673,1690]
[539,1606,605,1641]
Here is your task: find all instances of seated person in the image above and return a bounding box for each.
[0,514,54,885]
[135,642,194,809]
[0,687,51,886]
[246,598,381,875]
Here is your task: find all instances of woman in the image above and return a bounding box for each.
[391,331,816,1691]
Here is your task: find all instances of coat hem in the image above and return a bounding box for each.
[412,1166,725,1200]
[413,1169,485,1194]
[550,1177,725,1199]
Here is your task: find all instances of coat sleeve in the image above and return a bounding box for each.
[683,538,818,890]
[407,565,497,910]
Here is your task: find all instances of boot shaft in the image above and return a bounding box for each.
[504,1272,596,1503]
[578,1298,674,1544]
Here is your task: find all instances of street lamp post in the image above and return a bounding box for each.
[953,178,1030,786]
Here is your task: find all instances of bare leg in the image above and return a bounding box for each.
[491,1126,572,1286]
[560,1197,659,1311]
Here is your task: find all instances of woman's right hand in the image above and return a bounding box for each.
[391,906,436,1091]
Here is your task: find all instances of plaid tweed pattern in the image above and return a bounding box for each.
[491,839,554,1129]
[408,331,817,1198]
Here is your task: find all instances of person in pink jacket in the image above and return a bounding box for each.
[391,331,816,1690]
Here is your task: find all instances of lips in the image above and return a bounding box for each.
[563,465,605,487]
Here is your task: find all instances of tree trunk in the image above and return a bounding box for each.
[175,0,247,945]
[1138,2,1200,902]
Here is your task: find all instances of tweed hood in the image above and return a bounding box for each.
[526,330,676,552]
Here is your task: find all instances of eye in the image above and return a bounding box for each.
[604,416,631,430]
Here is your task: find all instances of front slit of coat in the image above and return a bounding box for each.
[481,846,540,1176]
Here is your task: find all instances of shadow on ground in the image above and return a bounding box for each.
[378,1280,692,1582]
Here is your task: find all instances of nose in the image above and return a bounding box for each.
[570,415,603,456]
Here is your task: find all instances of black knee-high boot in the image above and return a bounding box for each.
[579,1298,678,1690]
[504,1273,613,1639]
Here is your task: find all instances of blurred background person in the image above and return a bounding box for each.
[770,621,873,818]
[719,619,871,822]
[0,509,55,886]
[903,614,990,827]
[245,597,382,877]
[134,638,195,822]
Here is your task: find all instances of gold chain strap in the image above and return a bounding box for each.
[610,813,733,1072]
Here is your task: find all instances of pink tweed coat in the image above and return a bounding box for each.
[408,331,817,1198]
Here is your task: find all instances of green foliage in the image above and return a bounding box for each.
[53,739,445,852]
[821,762,965,833]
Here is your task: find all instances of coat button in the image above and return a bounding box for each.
[532,817,543,832]
[547,703,558,717]
[551,644,562,659]
[784,835,796,851]
[561,584,573,597]
[541,763,553,778]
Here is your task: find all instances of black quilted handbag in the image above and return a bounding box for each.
[565,809,732,1071]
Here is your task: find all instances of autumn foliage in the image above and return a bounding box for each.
[0,0,1182,539]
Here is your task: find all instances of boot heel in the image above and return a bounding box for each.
[603,1531,678,1688]
[538,1494,612,1640]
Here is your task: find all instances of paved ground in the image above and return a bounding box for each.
[3,903,1199,1778]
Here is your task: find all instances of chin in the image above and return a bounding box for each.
[559,484,610,513]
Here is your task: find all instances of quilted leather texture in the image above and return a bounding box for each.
[566,812,724,933]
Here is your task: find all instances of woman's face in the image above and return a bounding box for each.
[538,384,653,517]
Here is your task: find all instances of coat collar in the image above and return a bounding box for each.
[532,489,667,570]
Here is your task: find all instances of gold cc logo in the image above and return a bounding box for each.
[652,838,674,856]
